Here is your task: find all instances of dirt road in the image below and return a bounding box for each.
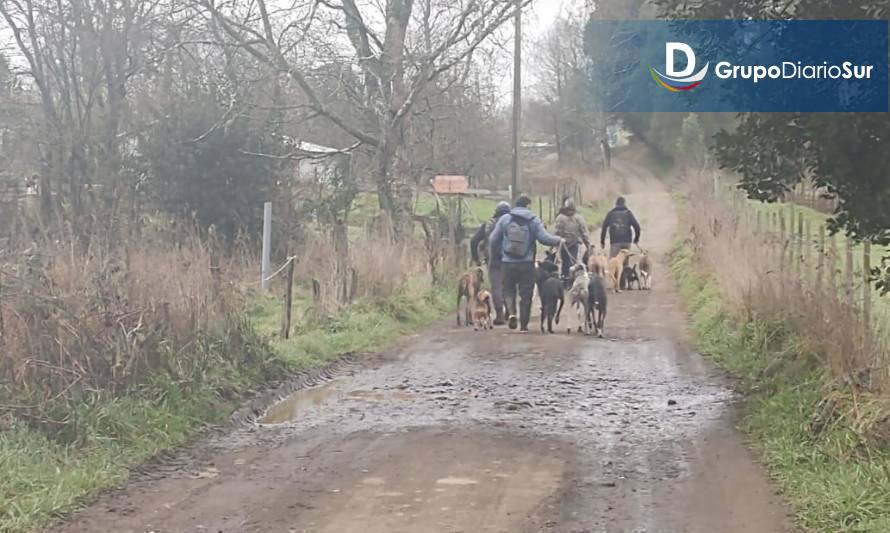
[55,163,792,533]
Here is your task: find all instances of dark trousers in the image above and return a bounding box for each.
[560,243,580,281]
[609,242,632,261]
[503,262,537,330]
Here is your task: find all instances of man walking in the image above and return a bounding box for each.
[600,196,642,259]
[554,198,591,282]
[489,195,564,332]
[470,201,512,325]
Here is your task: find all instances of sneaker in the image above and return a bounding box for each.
[519,327,529,334]
[507,315,518,330]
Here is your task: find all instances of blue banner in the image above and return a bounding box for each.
[585,20,889,112]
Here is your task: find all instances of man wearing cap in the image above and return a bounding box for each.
[470,201,512,325]
[489,195,564,332]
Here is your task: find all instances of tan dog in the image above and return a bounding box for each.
[588,248,609,278]
[608,249,634,293]
[473,291,494,331]
[457,267,484,327]
[638,250,652,290]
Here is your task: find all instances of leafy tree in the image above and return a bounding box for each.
[143,97,285,240]
[676,113,708,168]
[655,0,890,287]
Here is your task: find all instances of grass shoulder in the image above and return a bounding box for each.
[670,240,890,532]
[1,285,450,532]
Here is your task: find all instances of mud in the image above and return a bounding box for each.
[53,162,793,532]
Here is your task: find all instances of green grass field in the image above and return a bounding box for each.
[349,192,608,232]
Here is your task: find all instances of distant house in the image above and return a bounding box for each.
[288,140,350,186]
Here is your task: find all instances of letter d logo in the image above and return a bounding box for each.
[666,43,696,77]
[650,42,709,92]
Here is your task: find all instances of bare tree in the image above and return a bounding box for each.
[197,0,529,232]
[0,0,175,222]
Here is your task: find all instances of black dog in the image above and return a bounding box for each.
[537,251,564,334]
[620,264,642,291]
[587,273,608,338]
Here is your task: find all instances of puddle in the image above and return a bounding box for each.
[261,381,342,424]
[435,477,479,486]
[348,389,415,402]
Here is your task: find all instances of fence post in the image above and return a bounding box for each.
[261,201,272,291]
[816,225,825,300]
[863,241,872,338]
[846,237,855,308]
[280,258,295,339]
[829,232,838,297]
[803,218,812,288]
[796,212,804,283]
[333,221,350,305]
[779,211,787,292]
[0,270,4,342]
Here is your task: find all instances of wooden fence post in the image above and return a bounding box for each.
[846,237,855,308]
[828,232,838,298]
[0,270,4,342]
[803,218,812,289]
[280,258,295,339]
[779,211,787,293]
[333,221,350,305]
[816,225,825,300]
[863,241,872,337]
[796,212,804,283]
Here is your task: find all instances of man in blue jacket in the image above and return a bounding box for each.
[489,195,564,332]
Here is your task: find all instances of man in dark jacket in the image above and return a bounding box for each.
[489,195,564,332]
[600,196,641,259]
[470,201,512,325]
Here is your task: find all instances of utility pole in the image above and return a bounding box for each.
[511,0,522,204]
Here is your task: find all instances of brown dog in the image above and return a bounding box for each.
[457,267,484,327]
[473,291,493,331]
[608,249,634,293]
[588,248,609,278]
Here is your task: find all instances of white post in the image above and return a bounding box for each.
[261,202,272,291]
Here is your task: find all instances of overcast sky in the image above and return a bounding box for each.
[1,0,578,100]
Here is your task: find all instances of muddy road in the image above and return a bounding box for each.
[55,166,792,532]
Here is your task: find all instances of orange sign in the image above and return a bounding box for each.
[431,175,469,195]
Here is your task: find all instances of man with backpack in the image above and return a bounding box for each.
[600,196,642,260]
[470,201,512,325]
[555,198,592,283]
[489,195,564,332]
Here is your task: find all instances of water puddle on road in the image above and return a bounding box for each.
[261,385,416,425]
[261,381,343,424]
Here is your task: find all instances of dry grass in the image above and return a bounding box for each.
[683,169,890,439]
[0,225,251,429]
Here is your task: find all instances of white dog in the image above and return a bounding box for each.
[569,264,591,335]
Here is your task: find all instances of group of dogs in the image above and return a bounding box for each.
[457,246,653,337]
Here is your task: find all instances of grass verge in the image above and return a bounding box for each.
[670,240,890,533]
[0,288,449,532]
